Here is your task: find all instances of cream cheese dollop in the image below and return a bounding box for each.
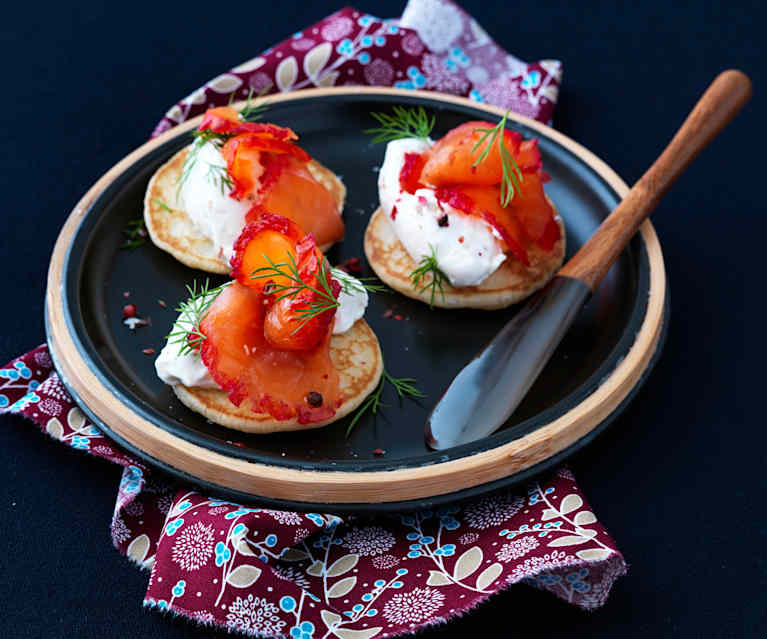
[179,139,251,262]
[377,138,506,287]
[156,271,369,389]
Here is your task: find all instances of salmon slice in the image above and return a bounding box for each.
[200,280,341,424]
[420,121,523,187]
[257,154,345,248]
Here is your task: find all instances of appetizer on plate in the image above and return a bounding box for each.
[364,109,565,309]
[155,213,382,433]
[145,104,346,273]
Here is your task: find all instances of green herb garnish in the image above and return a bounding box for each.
[471,109,524,207]
[166,279,229,356]
[120,218,147,249]
[347,359,425,436]
[365,106,435,144]
[178,86,271,195]
[409,245,448,309]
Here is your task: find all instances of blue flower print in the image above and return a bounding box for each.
[358,52,371,64]
[375,36,386,46]
[15,361,32,379]
[396,568,408,576]
[448,47,471,69]
[440,517,460,531]
[70,435,90,450]
[264,534,277,547]
[434,544,456,557]
[165,519,184,535]
[521,71,542,89]
[336,39,354,56]
[391,580,403,588]
[404,67,426,88]
[292,31,303,38]
[360,35,373,47]
[225,509,249,519]
[0,368,19,380]
[290,621,315,639]
[120,465,143,494]
[0,395,8,408]
[28,380,40,390]
[172,580,186,597]
[306,513,325,527]
[214,541,231,566]
[357,14,376,26]
[407,550,421,558]
[538,573,561,586]
[374,579,385,587]
[366,609,378,616]
[387,24,399,34]
[232,523,247,536]
[280,595,296,612]
[156,599,169,611]
[9,391,40,411]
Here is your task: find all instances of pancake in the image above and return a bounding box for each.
[172,319,382,434]
[364,199,566,310]
[144,146,346,273]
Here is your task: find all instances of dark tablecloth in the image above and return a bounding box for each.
[1,1,764,637]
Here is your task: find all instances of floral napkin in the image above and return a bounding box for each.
[3,2,628,637]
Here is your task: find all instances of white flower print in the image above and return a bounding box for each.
[207,505,230,516]
[422,54,469,94]
[34,349,52,368]
[248,72,272,93]
[171,522,216,571]
[382,586,445,624]
[464,494,524,529]
[272,564,311,589]
[364,58,395,85]
[226,594,286,635]
[263,509,302,526]
[458,532,479,545]
[40,373,68,401]
[341,526,396,556]
[92,445,115,457]
[496,536,539,562]
[156,494,173,515]
[112,515,131,545]
[293,528,310,544]
[192,610,215,624]
[507,551,579,584]
[401,33,425,56]
[124,500,144,517]
[38,398,62,417]
[401,0,463,53]
[557,467,575,481]
[372,554,400,570]
[320,16,353,41]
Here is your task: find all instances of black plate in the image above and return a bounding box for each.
[55,91,667,512]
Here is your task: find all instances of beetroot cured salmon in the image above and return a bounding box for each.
[413,120,560,264]
[196,107,345,249]
[199,214,342,424]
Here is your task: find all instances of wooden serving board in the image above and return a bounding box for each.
[45,88,667,511]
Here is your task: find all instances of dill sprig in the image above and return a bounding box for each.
[409,245,448,309]
[331,268,388,295]
[365,106,435,144]
[238,85,272,122]
[346,359,425,436]
[166,279,229,356]
[178,87,271,195]
[120,218,147,249]
[251,253,341,335]
[471,109,524,207]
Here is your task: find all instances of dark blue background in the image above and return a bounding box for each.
[1,1,764,637]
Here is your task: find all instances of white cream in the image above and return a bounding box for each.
[156,272,368,389]
[331,268,369,334]
[377,138,506,287]
[179,139,251,262]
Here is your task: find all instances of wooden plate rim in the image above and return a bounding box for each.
[45,87,666,505]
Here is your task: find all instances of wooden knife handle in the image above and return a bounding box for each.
[559,69,752,290]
